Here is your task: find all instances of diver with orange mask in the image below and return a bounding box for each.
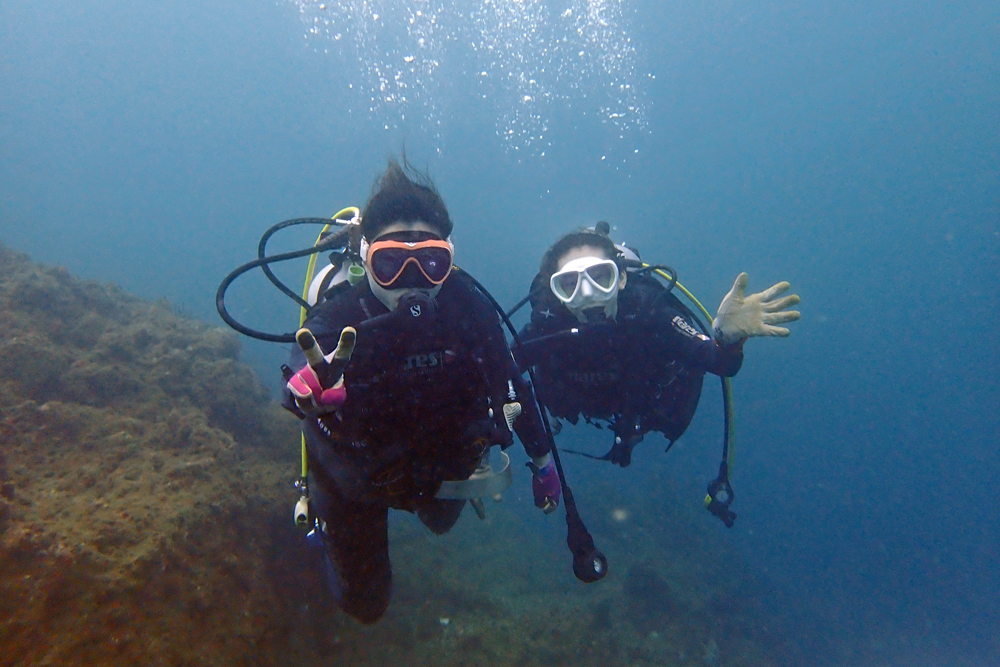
[281,159,560,624]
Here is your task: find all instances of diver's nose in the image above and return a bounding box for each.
[580,280,593,297]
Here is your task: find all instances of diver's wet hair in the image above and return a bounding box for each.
[361,158,453,240]
[539,223,622,277]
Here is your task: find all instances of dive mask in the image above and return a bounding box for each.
[549,257,621,321]
[363,237,454,288]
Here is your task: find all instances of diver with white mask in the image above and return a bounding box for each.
[513,223,800,469]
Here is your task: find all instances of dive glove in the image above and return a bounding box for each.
[712,273,801,345]
[287,327,357,416]
[528,455,561,514]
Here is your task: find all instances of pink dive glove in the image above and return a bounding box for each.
[530,459,561,514]
[287,364,347,416]
[287,327,356,416]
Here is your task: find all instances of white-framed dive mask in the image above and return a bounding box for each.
[549,257,622,322]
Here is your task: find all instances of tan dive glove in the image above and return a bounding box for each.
[712,273,801,345]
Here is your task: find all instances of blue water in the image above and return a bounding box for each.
[2,0,997,664]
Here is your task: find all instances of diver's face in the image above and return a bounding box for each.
[553,244,626,323]
[365,220,450,311]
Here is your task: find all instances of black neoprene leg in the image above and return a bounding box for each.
[317,483,392,624]
[416,498,466,535]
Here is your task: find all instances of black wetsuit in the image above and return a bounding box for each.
[518,272,743,464]
[284,270,548,624]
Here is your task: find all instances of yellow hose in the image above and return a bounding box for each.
[298,206,360,481]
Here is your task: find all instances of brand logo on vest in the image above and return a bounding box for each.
[403,350,457,371]
[567,370,620,385]
[671,315,701,338]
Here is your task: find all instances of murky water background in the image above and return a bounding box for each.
[1,0,997,664]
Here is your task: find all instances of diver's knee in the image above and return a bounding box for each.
[341,570,392,624]
[343,596,390,625]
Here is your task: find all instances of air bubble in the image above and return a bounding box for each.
[286,0,646,154]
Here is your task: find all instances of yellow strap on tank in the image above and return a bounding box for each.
[649,265,736,474]
[298,207,361,480]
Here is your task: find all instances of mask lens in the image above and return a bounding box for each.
[368,242,453,287]
[415,247,453,283]
[586,263,617,290]
[552,272,581,301]
[369,248,410,285]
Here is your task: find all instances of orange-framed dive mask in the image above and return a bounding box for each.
[366,238,454,288]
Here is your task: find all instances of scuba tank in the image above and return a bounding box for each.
[306,251,366,306]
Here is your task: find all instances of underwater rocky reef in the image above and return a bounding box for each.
[0,243,784,667]
[0,243,307,666]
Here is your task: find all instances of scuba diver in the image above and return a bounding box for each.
[514,222,800,478]
[278,159,561,624]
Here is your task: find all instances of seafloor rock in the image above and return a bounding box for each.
[0,243,784,667]
[0,244,305,666]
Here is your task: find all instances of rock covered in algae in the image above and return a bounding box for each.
[0,243,306,666]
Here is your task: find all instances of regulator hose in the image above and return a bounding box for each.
[460,269,607,583]
[216,223,351,343]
